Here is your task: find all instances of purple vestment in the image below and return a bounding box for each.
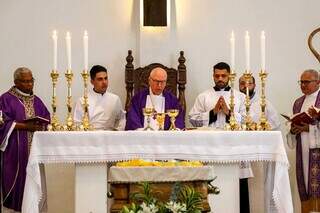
[125,89,185,130]
[0,87,50,211]
[293,90,320,201]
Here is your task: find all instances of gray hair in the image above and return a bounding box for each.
[13,67,32,81]
[302,69,320,80]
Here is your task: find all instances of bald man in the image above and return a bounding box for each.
[290,69,320,212]
[125,67,185,130]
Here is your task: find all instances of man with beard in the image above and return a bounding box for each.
[189,62,245,129]
[238,74,280,130]
[0,67,50,212]
[189,62,248,212]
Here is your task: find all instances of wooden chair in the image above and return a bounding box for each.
[125,50,187,112]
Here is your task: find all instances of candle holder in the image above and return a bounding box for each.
[167,109,179,130]
[242,72,257,131]
[224,72,240,131]
[80,70,93,131]
[143,107,155,131]
[47,70,61,131]
[257,70,271,130]
[63,71,76,131]
[155,112,166,130]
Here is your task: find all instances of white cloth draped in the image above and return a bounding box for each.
[74,89,126,130]
[22,131,293,213]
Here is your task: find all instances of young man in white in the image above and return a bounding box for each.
[74,65,125,130]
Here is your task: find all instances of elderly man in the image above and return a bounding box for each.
[125,66,185,130]
[189,62,245,129]
[290,69,320,213]
[74,65,125,130]
[0,67,50,212]
[238,74,280,130]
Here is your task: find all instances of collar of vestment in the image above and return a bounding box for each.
[213,85,231,92]
[9,86,34,101]
[92,88,106,96]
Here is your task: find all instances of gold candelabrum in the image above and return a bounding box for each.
[63,71,76,131]
[79,70,93,131]
[48,70,61,131]
[257,70,271,130]
[225,72,240,131]
[242,72,257,131]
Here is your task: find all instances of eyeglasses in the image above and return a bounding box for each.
[298,80,317,85]
[17,78,35,84]
[150,78,166,85]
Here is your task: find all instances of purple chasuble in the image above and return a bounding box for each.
[293,90,320,201]
[0,87,50,211]
[125,88,185,130]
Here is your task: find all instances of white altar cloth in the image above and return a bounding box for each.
[22,130,293,213]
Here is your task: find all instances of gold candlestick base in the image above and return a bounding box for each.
[242,72,257,131]
[257,70,271,131]
[48,70,61,131]
[224,72,240,131]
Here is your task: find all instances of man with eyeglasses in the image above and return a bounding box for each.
[290,69,320,213]
[0,67,50,212]
[238,75,280,130]
[125,66,185,130]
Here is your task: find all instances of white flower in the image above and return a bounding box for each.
[165,201,186,213]
[138,202,159,213]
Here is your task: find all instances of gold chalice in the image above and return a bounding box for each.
[167,109,179,130]
[156,113,166,130]
[143,107,155,131]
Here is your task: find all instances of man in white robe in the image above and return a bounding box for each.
[238,75,280,130]
[74,65,125,130]
[189,62,250,212]
[189,62,245,129]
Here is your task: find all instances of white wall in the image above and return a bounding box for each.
[1,0,320,212]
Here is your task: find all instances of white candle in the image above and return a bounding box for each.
[245,31,250,73]
[52,30,58,72]
[261,31,266,72]
[53,87,56,97]
[230,31,235,73]
[68,87,72,97]
[83,30,88,72]
[66,31,72,72]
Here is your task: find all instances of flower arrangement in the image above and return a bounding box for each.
[116,159,203,167]
[121,182,203,213]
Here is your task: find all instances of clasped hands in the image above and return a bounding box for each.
[213,96,230,115]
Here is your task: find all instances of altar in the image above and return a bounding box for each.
[22,130,293,213]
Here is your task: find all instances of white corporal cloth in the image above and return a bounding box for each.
[22,130,293,213]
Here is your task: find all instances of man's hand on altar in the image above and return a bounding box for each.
[290,122,309,134]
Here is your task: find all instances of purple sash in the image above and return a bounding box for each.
[293,91,320,200]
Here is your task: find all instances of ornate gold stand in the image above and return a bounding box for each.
[63,71,76,131]
[242,72,256,131]
[48,70,61,131]
[257,71,271,130]
[80,70,93,130]
[225,72,240,130]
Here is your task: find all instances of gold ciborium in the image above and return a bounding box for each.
[167,109,179,130]
[156,113,166,130]
[143,107,155,131]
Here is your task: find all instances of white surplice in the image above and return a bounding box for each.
[249,92,281,130]
[143,88,165,130]
[189,88,246,129]
[74,89,126,130]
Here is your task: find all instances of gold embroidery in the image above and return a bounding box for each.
[9,87,35,154]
